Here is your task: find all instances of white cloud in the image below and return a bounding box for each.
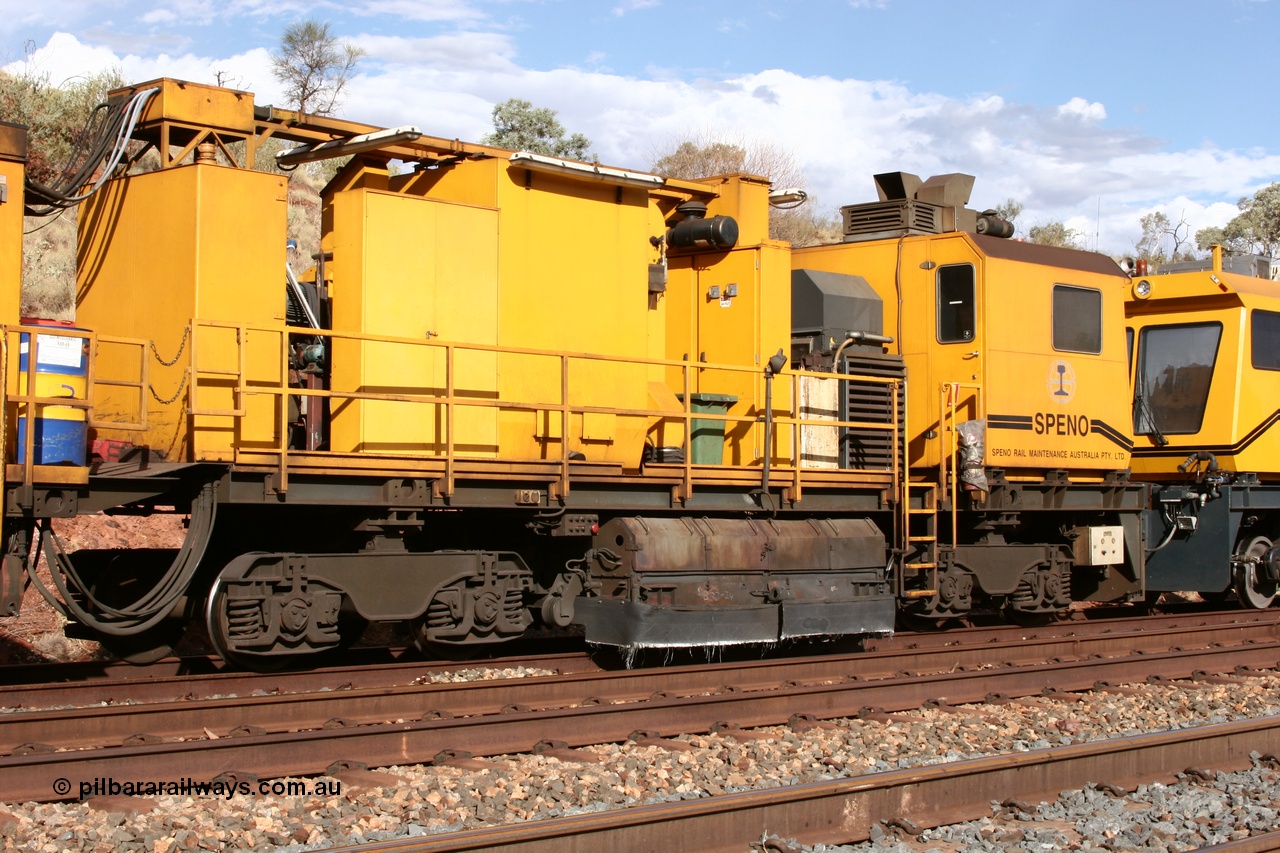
[140,8,178,25]
[5,33,276,101]
[612,0,659,16]
[10,30,1278,256]
[1057,97,1106,122]
[353,0,485,23]
[0,0,107,34]
[360,33,518,72]
[4,32,123,84]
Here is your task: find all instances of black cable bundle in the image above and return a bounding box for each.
[24,86,159,216]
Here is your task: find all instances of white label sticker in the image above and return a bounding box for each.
[37,334,82,368]
[719,297,732,308]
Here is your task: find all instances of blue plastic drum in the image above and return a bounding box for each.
[16,325,89,465]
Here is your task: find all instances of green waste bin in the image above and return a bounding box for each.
[677,393,738,464]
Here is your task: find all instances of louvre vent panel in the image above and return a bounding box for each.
[841,353,906,471]
[841,200,943,240]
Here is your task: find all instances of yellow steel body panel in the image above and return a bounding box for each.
[699,174,772,247]
[1126,269,1280,479]
[794,231,1132,474]
[654,176,792,467]
[122,78,255,136]
[980,251,1132,471]
[76,163,286,460]
[43,77,900,498]
[324,157,678,468]
[328,189,499,455]
[493,166,653,465]
[0,122,25,325]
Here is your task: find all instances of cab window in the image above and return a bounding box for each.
[1133,322,1221,436]
[1053,285,1102,354]
[937,265,975,343]
[1252,310,1280,370]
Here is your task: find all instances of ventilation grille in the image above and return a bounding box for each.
[841,353,906,471]
[841,200,943,241]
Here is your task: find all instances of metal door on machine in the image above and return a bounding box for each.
[916,239,984,470]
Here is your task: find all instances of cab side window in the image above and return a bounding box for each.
[1052,285,1102,354]
[1252,310,1280,370]
[1134,322,1221,435]
[937,264,975,343]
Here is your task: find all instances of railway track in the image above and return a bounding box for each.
[0,607,1262,706]
[317,715,1280,853]
[3,609,1279,804]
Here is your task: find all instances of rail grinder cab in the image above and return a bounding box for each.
[793,172,1146,624]
[1127,248,1280,608]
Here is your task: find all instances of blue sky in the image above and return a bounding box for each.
[3,0,1279,254]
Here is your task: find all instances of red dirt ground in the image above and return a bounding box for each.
[0,513,187,663]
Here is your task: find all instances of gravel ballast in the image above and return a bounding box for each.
[2,671,1278,851]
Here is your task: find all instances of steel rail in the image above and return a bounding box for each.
[2,635,1277,803]
[324,715,1280,853]
[0,648,597,708]
[1199,832,1280,852]
[2,616,1277,751]
[2,608,1271,712]
[0,605,1258,692]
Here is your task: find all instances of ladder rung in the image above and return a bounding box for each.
[907,507,935,514]
[907,535,935,542]
[903,589,937,598]
[903,562,937,570]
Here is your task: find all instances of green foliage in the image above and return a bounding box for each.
[993,199,1023,237]
[1136,211,1193,263]
[21,213,77,319]
[649,135,838,247]
[1195,183,1280,257]
[272,19,365,116]
[482,99,591,160]
[0,66,124,188]
[652,141,754,178]
[1135,211,1171,262]
[1027,221,1085,249]
[0,66,123,318]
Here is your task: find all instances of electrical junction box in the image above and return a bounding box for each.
[1074,526,1124,566]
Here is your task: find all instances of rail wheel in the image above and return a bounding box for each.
[205,576,293,671]
[1234,536,1278,610]
[410,632,483,661]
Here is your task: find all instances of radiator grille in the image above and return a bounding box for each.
[841,353,906,471]
[841,200,943,241]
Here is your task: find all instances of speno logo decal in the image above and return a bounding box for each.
[1047,359,1076,404]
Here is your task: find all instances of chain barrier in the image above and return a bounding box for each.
[149,326,190,367]
[149,371,188,405]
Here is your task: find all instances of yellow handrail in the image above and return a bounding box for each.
[182,318,902,501]
[938,381,984,547]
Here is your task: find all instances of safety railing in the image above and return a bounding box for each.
[90,333,149,433]
[0,324,144,490]
[938,380,984,547]
[186,319,903,501]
